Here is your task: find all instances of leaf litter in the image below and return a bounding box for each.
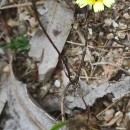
[0,0,130,130]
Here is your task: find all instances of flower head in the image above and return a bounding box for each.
[76,0,115,12]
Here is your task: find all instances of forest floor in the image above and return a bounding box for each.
[0,0,130,130]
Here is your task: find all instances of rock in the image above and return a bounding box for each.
[99,32,104,37]
[37,6,48,15]
[28,0,74,83]
[118,48,123,53]
[107,33,114,40]
[3,65,10,73]
[104,19,112,26]
[119,23,127,30]
[65,77,130,109]
[112,20,119,28]
[117,32,126,39]
[54,80,61,88]
[0,48,4,54]
[88,28,93,35]
[104,109,115,122]
[123,13,130,19]
[114,36,119,40]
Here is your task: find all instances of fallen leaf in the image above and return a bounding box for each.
[29,0,74,83]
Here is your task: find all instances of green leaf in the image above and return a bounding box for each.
[3,34,30,53]
[50,121,69,130]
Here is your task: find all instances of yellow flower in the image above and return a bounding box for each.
[76,0,115,12]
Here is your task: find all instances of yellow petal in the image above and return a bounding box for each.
[102,0,115,7]
[86,0,95,5]
[93,1,104,12]
[76,0,88,8]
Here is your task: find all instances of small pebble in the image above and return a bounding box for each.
[37,6,48,15]
[104,109,115,122]
[125,47,129,51]
[99,31,104,37]
[49,88,54,93]
[31,64,36,69]
[54,80,61,88]
[123,13,130,19]
[112,20,119,28]
[128,69,130,73]
[117,32,126,39]
[88,28,93,35]
[125,66,129,70]
[118,48,123,53]
[3,65,10,73]
[104,19,112,26]
[119,23,127,30]
[112,42,118,46]
[114,36,119,40]
[107,33,114,40]
[0,48,4,55]
[73,22,79,30]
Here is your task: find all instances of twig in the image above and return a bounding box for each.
[75,48,86,80]
[117,28,130,33]
[0,1,44,10]
[62,57,74,83]
[76,28,85,46]
[61,46,87,121]
[127,32,130,43]
[77,83,88,110]
[95,46,125,48]
[82,69,89,81]
[92,62,130,75]
[61,96,65,121]
[61,82,71,121]
[70,75,101,80]
[67,41,125,48]
[60,15,90,120]
[60,48,87,120]
[67,41,85,46]
[115,127,126,130]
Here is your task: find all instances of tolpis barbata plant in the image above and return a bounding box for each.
[76,0,115,12]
